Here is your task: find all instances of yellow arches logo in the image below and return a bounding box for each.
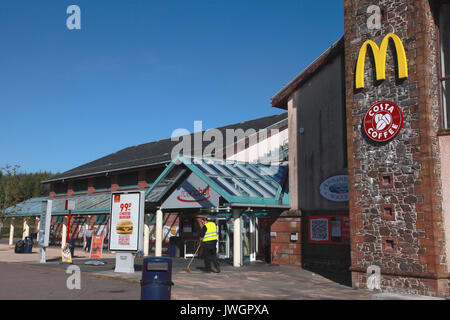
[355,33,408,89]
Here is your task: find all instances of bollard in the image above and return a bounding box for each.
[141,257,174,300]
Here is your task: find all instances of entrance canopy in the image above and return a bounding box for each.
[145,155,290,210]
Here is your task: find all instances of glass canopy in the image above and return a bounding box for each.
[3,193,111,217]
[145,155,289,207]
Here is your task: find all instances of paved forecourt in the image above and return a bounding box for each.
[0,241,373,300]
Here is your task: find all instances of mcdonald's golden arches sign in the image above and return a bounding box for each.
[355,33,408,89]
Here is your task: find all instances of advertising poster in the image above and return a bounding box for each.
[61,245,72,263]
[309,215,350,245]
[109,192,143,252]
[90,236,104,259]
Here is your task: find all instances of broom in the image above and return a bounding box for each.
[183,243,201,273]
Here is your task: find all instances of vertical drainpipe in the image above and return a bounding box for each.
[233,208,242,267]
[155,208,163,257]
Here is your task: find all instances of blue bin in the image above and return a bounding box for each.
[24,236,33,253]
[141,257,174,300]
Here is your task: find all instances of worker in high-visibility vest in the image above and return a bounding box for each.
[199,217,220,273]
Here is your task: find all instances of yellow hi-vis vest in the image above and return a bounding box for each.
[203,221,218,242]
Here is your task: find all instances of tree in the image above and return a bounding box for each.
[0,165,52,216]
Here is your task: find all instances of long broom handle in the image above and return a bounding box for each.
[186,242,201,269]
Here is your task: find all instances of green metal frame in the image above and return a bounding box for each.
[145,154,289,207]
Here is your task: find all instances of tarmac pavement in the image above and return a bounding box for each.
[0,240,375,300]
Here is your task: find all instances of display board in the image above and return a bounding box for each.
[308,215,350,244]
[109,192,144,252]
[38,200,53,247]
[90,236,104,259]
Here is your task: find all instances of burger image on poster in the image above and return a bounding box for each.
[116,220,134,234]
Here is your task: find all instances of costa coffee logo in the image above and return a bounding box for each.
[177,186,210,203]
[363,101,403,142]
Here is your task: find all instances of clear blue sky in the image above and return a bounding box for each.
[0,0,343,174]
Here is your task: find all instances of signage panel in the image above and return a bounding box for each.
[363,101,403,142]
[308,216,350,245]
[355,33,408,89]
[38,200,52,247]
[161,173,220,210]
[109,192,144,252]
[90,236,104,259]
[319,175,349,202]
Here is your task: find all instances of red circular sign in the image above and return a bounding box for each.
[363,101,404,142]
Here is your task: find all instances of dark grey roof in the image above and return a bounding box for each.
[43,112,288,183]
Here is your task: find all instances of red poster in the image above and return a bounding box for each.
[90,236,104,259]
[308,215,350,245]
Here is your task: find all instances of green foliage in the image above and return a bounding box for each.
[0,165,53,215]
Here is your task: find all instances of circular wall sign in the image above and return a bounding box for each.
[363,101,404,142]
[319,175,349,202]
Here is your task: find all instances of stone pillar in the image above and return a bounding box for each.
[144,224,150,256]
[233,209,242,267]
[9,218,15,246]
[36,217,40,236]
[249,215,256,262]
[61,219,67,249]
[344,0,449,297]
[155,209,163,257]
[22,218,30,240]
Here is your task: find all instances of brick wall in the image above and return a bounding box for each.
[270,212,301,266]
[344,0,450,297]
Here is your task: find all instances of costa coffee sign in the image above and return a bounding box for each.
[363,101,403,142]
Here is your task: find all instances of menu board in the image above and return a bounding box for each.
[109,192,143,252]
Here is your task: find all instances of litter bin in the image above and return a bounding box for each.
[169,237,180,258]
[68,239,75,257]
[24,236,33,253]
[14,240,25,254]
[141,257,174,300]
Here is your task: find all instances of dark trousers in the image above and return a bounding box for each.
[203,241,220,272]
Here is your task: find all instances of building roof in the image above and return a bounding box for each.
[42,112,288,184]
[3,193,111,217]
[271,37,344,109]
[146,155,289,208]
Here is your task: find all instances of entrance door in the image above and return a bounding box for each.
[216,219,230,259]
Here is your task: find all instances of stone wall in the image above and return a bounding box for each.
[344,0,450,297]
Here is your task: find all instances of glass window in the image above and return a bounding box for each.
[72,179,88,193]
[54,182,68,195]
[118,172,138,188]
[95,215,107,223]
[94,176,111,191]
[146,168,163,186]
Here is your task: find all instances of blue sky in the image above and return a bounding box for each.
[0,0,343,174]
